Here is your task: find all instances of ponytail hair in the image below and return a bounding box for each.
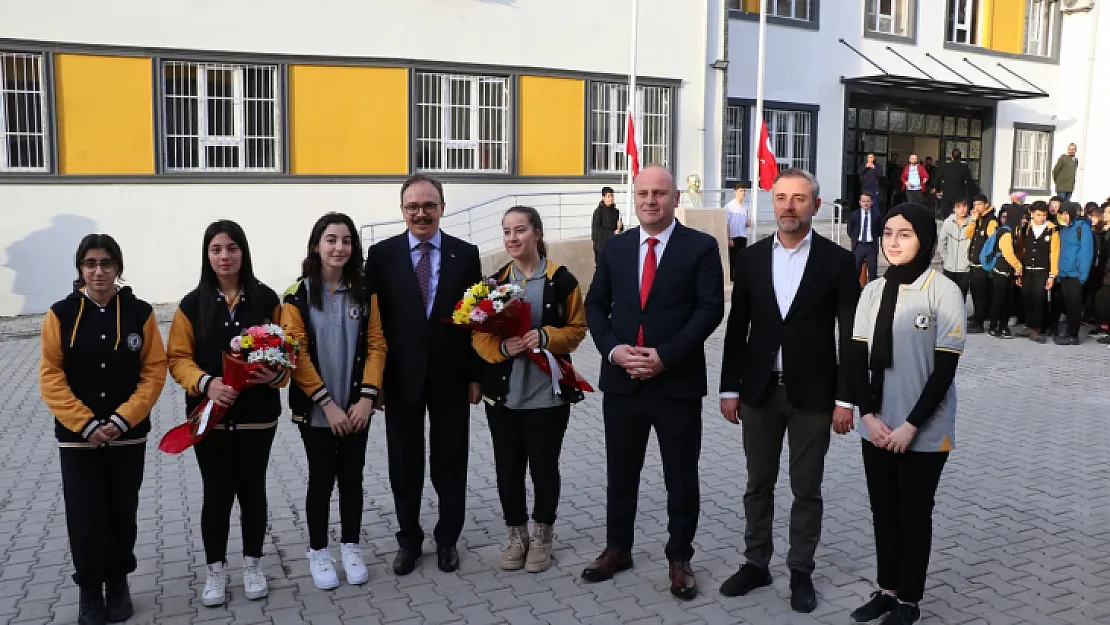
[503,205,546,258]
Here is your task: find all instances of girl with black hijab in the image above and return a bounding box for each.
[847,204,966,625]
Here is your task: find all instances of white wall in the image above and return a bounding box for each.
[0,0,728,316]
[726,2,1107,206]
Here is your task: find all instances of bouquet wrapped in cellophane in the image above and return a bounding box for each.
[158,325,299,454]
[448,280,593,394]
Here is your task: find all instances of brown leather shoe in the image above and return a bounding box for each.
[580,548,633,583]
[669,560,698,600]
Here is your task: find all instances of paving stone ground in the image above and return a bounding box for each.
[2,306,1109,624]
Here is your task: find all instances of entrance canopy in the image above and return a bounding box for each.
[842,75,1048,102]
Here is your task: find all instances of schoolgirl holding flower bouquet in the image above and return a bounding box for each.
[281,213,386,590]
[40,234,166,625]
[471,206,587,573]
[167,220,287,607]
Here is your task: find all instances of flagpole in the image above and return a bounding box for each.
[749,2,768,240]
[626,0,639,225]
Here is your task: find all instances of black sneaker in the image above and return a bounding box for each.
[851,591,898,623]
[789,569,818,613]
[719,563,772,597]
[78,586,107,625]
[1053,335,1080,346]
[1000,328,1014,339]
[881,603,921,625]
[105,578,133,623]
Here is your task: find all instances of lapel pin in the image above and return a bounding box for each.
[450,253,456,258]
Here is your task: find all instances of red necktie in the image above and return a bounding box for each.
[637,237,659,346]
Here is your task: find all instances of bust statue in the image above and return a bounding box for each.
[681,174,704,208]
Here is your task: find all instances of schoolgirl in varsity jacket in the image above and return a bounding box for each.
[39,234,166,625]
[166,220,287,608]
[280,212,386,590]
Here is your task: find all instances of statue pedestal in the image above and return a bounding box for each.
[675,207,729,287]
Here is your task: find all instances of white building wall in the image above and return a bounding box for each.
[0,0,726,316]
[727,2,1107,210]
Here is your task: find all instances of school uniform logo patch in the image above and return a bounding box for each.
[348,305,363,320]
[913,314,932,331]
[126,333,143,351]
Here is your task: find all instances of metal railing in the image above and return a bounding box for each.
[359,189,845,251]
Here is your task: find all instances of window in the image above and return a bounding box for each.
[1012,127,1051,191]
[415,72,510,173]
[724,105,747,182]
[589,82,671,174]
[946,0,979,45]
[161,61,281,172]
[1024,0,1056,57]
[865,0,911,37]
[728,0,812,21]
[764,109,813,172]
[0,52,49,172]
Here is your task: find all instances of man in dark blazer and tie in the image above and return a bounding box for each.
[364,174,483,576]
[718,168,860,614]
[847,191,883,282]
[582,165,724,600]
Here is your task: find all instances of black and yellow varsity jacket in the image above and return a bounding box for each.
[471,260,587,406]
[166,283,288,428]
[39,287,167,447]
[281,280,387,423]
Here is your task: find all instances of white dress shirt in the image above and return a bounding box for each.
[608,219,678,363]
[407,229,442,318]
[725,199,750,238]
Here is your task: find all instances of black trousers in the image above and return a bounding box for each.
[741,385,831,574]
[485,403,571,526]
[299,424,370,550]
[603,393,701,562]
[862,440,948,604]
[1022,270,1050,331]
[942,270,970,303]
[1058,277,1083,338]
[968,267,993,329]
[905,190,924,205]
[60,443,145,587]
[728,236,748,282]
[1096,285,1110,323]
[989,272,1014,331]
[193,426,277,564]
[854,242,879,282]
[385,380,470,549]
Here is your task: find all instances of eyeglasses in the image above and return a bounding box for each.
[81,259,118,271]
[402,202,442,215]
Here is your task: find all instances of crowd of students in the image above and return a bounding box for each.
[937,194,1110,344]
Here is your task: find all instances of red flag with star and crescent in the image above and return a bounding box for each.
[758,120,778,191]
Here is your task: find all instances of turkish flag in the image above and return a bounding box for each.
[758,120,778,191]
[626,109,640,177]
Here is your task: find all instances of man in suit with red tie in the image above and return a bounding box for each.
[582,165,725,600]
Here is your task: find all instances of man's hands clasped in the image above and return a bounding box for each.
[611,344,665,380]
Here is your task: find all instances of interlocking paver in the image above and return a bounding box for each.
[2,306,1110,624]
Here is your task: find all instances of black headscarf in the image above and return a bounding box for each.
[869,203,938,406]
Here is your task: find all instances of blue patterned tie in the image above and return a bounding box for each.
[415,241,432,314]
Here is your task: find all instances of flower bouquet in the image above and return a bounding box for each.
[448,280,593,395]
[158,325,299,454]
[1010,191,1028,204]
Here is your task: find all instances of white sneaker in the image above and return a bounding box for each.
[242,556,269,600]
[201,562,228,607]
[340,543,369,585]
[308,548,340,590]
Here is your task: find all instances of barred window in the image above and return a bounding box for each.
[724,105,746,182]
[764,109,813,172]
[866,0,912,37]
[415,72,510,173]
[1024,0,1056,57]
[589,83,671,174]
[161,61,281,172]
[0,52,49,172]
[728,0,812,21]
[1012,128,1051,190]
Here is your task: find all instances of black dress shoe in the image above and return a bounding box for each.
[719,563,772,597]
[581,548,633,583]
[436,545,460,572]
[393,545,422,576]
[851,591,898,623]
[789,570,818,613]
[104,578,133,623]
[78,586,107,625]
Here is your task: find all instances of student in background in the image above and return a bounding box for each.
[937,198,972,302]
[986,208,1022,339]
[725,184,752,281]
[963,195,998,333]
[1015,202,1059,344]
[1051,205,1094,345]
[1083,203,1103,327]
[591,186,624,264]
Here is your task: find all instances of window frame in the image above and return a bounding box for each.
[725,98,819,184]
[1023,0,1056,58]
[723,103,751,186]
[942,0,1062,64]
[411,70,513,175]
[157,59,285,174]
[863,0,917,44]
[1009,122,1054,194]
[728,0,820,31]
[0,50,53,174]
[586,81,674,176]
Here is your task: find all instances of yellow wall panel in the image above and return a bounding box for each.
[983,0,1026,55]
[742,0,760,12]
[55,54,154,174]
[289,65,408,175]
[518,76,584,176]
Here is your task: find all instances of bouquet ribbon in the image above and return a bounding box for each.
[158,353,263,454]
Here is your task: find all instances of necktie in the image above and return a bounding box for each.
[637,237,659,346]
[862,211,870,243]
[415,241,432,315]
